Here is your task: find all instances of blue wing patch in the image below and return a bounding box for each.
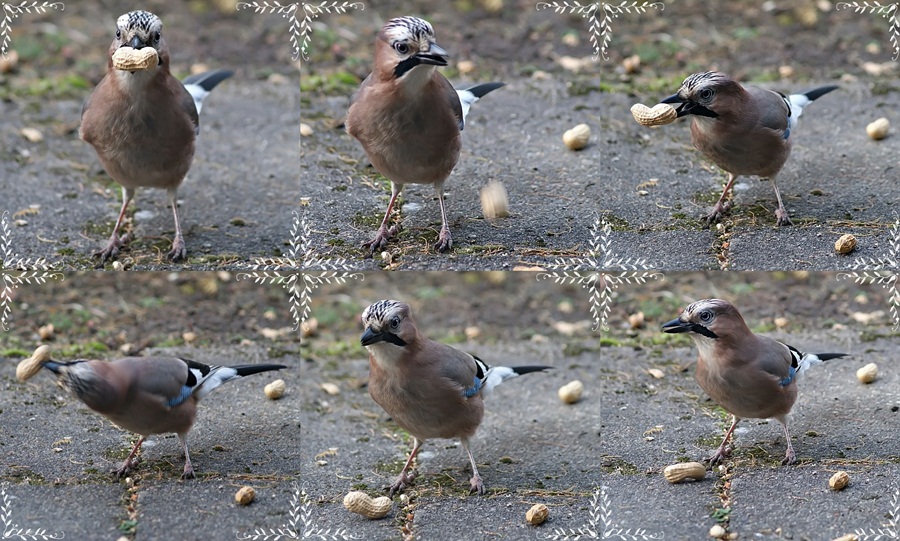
[778,366,796,387]
[462,376,482,398]
[166,385,193,407]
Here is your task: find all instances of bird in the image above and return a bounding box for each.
[36,355,285,479]
[80,10,233,263]
[661,298,848,465]
[660,71,837,226]
[360,299,552,495]
[346,16,505,253]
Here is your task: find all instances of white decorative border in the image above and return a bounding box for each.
[236,211,363,330]
[1,211,65,331]
[541,487,663,540]
[1,1,64,57]
[236,1,364,62]
[237,486,360,540]
[855,486,899,540]
[837,217,900,330]
[1,486,64,540]
[538,218,663,332]
[836,2,900,60]
[535,1,664,60]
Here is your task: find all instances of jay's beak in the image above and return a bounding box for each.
[661,318,719,339]
[414,42,449,67]
[661,317,689,333]
[360,327,383,346]
[661,93,717,119]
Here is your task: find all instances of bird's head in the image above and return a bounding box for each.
[661,298,747,344]
[375,17,448,85]
[109,11,166,72]
[361,299,416,356]
[661,72,742,119]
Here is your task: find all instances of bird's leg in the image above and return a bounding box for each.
[433,184,452,253]
[703,173,738,225]
[365,183,402,253]
[179,433,195,480]
[117,435,145,478]
[389,438,422,496]
[167,187,187,262]
[95,186,135,264]
[780,420,796,465]
[770,176,792,226]
[707,415,740,465]
[460,437,484,495]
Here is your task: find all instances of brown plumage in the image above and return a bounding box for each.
[346,16,503,253]
[663,298,847,465]
[42,356,285,479]
[81,11,230,263]
[662,72,837,226]
[361,299,551,495]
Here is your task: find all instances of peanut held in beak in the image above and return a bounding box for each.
[112,46,158,71]
[17,345,52,381]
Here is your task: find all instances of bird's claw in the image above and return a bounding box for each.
[469,474,484,495]
[364,225,400,254]
[781,449,797,466]
[705,444,732,465]
[702,202,731,225]
[775,208,793,227]
[116,457,139,478]
[168,235,187,262]
[94,233,131,265]
[180,468,195,480]
[388,470,416,497]
[434,227,452,253]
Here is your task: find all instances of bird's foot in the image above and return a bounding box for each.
[116,457,140,478]
[705,444,732,465]
[702,202,732,225]
[781,448,797,466]
[93,233,131,265]
[364,224,400,254]
[168,234,187,262]
[180,467,195,480]
[775,208,793,227]
[434,226,452,253]
[468,473,485,496]
[388,470,416,497]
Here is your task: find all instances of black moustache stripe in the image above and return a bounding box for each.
[394,56,420,79]
[690,323,718,339]
[383,332,408,347]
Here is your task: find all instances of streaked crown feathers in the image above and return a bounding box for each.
[117,11,162,35]
[382,16,435,43]
[362,299,407,329]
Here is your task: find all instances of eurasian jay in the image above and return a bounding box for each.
[346,16,504,253]
[80,11,232,263]
[661,72,837,226]
[360,299,551,495]
[38,355,285,479]
[662,298,847,465]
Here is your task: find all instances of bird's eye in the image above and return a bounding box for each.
[699,310,713,323]
[393,42,409,55]
[115,29,121,39]
[390,316,401,329]
[699,88,714,101]
[154,31,161,42]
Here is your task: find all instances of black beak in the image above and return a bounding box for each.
[660,93,717,119]
[360,327,383,347]
[414,42,448,67]
[661,318,689,333]
[661,318,718,339]
[127,35,145,49]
